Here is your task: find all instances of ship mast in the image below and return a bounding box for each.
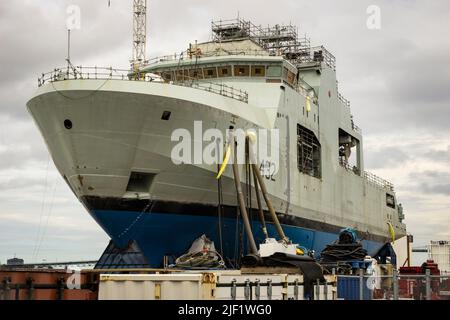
[131,0,147,70]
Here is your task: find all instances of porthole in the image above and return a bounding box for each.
[64,119,73,130]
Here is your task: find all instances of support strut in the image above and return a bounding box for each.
[231,137,258,255]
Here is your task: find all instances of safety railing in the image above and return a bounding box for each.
[37,66,248,103]
[146,46,337,68]
[339,159,394,191]
[339,158,361,176]
[299,46,336,71]
[217,277,336,300]
[363,171,394,191]
[177,80,248,103]
[37,66,156,87]
[155,72,248,103]
[338,92,350,108]
[146,49,271,66]
[351,122,362,134]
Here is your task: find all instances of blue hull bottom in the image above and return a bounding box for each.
[92,210,384,267]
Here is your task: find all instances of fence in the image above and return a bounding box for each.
[215,277,336,300]
[336,270,450,300]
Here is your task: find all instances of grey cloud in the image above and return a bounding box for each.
[395,192,450,246]
[421,171,449,179]
[422,183,450,196]
[0,176,44,191]
[410,170,450,180]
[0,0,132,120]
[424,146,450,163]
[364,146,410,169]
[363,140,450,171]
[328,1,450,134]
[408,170,450,196]
[0,118,49,168]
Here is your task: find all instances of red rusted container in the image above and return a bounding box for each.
[0,268,98,300]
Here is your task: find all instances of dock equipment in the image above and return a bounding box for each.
[399,260,442,300]
[319,228,368,273]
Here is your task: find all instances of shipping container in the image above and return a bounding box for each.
[337,276,373,300]
[428,241,450,274]
[98,271,336,300]
[0,269,98,300]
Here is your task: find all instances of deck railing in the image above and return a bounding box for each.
[300,46,336,71]
[176,80,248,103]
[339,158,394,191]
[38,66,145,86]
[146,49,271,65]
[338,92,351,108]
[146,45,336,70]
[37,66,249,103]
[363,171,395,191]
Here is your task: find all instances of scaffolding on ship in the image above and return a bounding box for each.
[211,17,335,70]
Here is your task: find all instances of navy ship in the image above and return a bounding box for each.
[27,12,406,267]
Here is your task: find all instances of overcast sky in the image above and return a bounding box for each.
[0,0,449,265]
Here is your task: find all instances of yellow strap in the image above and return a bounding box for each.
[306,96,311,112]
[216,144,231,179]
[387,222,395,244]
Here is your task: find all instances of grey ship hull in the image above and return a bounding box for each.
[27,76,404,266]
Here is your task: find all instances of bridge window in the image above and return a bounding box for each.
[297,124,321,178]
[189,68,203,79]
[287,70,296,85]
[283,67,289,79]
[218,66,231,77]
[267,66,282,77]
[251,66,266,77]
[204,67,217,79]
[234,65,250,77]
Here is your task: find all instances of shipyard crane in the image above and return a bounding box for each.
[131,0,148,70]
[109,0,148,69]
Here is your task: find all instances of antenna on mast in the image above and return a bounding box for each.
[66,29,78,76]
[67,29,71,63]
[131,0,147,71]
